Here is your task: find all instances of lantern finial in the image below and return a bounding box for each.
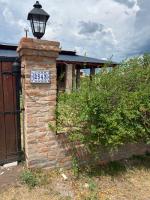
[33,1,42,9]
[27,1,50,39]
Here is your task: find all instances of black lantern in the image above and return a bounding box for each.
[27,1,50,39]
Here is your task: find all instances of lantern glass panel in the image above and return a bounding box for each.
[30,15,47,38]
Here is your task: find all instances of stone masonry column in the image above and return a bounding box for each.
[17,38,71,168]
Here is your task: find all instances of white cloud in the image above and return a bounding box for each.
[0,0,149,61]
[2,8,15,25]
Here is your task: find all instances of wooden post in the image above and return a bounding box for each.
[72,64,76,91]
[90,67,95,80]
[65,64,73,93]
[76,68,80,89]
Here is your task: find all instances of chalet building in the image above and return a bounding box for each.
[0,43,117,92]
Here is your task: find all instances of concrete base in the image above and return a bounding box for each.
[3,161,18,168]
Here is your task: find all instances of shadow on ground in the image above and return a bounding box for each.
[79,152,150,178]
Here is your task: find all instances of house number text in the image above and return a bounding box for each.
[31,70,50,83]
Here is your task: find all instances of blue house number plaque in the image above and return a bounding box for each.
[31,70,50,83]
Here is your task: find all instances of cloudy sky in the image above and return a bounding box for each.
[0,0,149,61]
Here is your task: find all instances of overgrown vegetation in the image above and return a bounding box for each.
[56,54,150,157]
[20,170,39,188]
[20,169,51,189]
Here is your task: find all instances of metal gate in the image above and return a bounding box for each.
[0,60,21,165]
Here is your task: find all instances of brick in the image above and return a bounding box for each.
[18,38,72,169]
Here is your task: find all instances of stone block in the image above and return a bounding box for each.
[18,38,70,169]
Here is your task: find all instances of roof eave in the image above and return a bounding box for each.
[0,56,17,62]
[57,60,118,67]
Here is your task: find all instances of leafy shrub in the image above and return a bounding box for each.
[20,170,39,188]
[20,169,51,189]
[56,55,150,156]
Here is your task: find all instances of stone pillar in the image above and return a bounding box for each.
[17,38,70,168]
[65,64,73,93]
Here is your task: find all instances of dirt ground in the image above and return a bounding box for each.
[1,155,150,200]
[0,165,23,192]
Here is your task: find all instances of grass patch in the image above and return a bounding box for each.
[20,170,39,189]
[1,154,150,199]
[20,169,52,189]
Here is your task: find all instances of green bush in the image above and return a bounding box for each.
[20,170,39,188]
[56,55,150,155]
